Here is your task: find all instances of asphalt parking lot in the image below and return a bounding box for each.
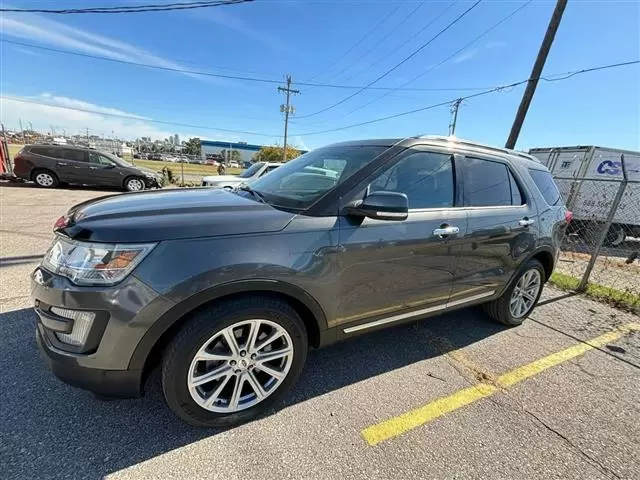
[1,184,639,480]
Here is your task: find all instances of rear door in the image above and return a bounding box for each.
[452,155,537,300]
[51,148,89,183]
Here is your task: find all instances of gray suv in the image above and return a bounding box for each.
[32,136,569,427]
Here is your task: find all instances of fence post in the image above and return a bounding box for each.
[577,155,628,292]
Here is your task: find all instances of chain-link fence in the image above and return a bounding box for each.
[553,168,640,307]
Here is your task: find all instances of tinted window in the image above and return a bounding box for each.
[463,158,512,207]
[88,152,115,166]
[59,149,86,163]
[30,146,59,158]
[370,151,454,209]
[529,169,561,205]
[509,171,524,205]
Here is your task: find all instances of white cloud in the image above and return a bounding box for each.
[291,136,309,151]
[452,48,479,64]
[0,12,232,85]
[0,93,234,141]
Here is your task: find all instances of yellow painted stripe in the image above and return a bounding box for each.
[362,323,639,446]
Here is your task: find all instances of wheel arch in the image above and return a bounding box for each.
[130,279,328,380]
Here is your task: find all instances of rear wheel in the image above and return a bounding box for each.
[484,259,545,326]
[161,296,308,427]
[32,169,59,188]
[604,224,626,247]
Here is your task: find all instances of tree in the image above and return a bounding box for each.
[231,150,242,162]
[253,145,301,163]
[183,137,201,156]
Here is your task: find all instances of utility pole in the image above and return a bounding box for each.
[505,0,568,149]
[19,118,25,144]
[86,128,90,144]
[448,98,463,136]
[278,75,300,162]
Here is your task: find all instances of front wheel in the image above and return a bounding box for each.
[484,259,545,326]
[124,176,146,192]
[161,296,308,427]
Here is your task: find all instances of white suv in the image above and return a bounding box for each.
[201,162,282,189]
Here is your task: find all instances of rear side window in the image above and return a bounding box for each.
[30,146,59,158]
[529,169,561,205]
[463,157,515,207]
[59,149,87,163]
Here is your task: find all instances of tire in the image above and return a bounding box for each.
[124,176,146,192]
[604,224,626,247]
[32,169,59,188]
[483,259,545,326]
[161,296,308,427]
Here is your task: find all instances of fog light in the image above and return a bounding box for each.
[50,307,95,346]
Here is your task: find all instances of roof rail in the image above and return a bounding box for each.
[417,135,540,163]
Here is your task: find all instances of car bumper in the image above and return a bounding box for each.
[31,266,175,397]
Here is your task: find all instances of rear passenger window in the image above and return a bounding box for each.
[463,158,513,207]
[59,149,86,162]
[30,146,58,157]
[529,169,561,205]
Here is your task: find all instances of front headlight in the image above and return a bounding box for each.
[42,237,156,286]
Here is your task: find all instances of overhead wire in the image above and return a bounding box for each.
[0,0,253,14]
[295,0,484,119]
[0,38,495,92]
[331,1,428,84]
[310,3,403,82]
[340,0,533,119]
[290,59,640,136]
[2,60,636,140]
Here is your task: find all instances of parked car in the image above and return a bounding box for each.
[33,136,568,427]
[201,161,282,188]
[229,161,241,168]
[13,144,163,191]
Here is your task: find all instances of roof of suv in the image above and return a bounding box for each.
[329,135,542,167]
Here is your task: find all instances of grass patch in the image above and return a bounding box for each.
[550,272,640,313]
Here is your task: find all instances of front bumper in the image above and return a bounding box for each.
[31,266,175,397]
[36,323,142,397]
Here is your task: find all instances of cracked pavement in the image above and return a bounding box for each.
[1,185,639,480]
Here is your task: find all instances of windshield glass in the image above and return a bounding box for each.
[100,151,131,167]
[248,145,387,209]
[239,162,264,178]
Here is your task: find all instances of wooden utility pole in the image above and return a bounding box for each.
[448,98,463,136]
[278,75,300,162]
[505,0,568,149]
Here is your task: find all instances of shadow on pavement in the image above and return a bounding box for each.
[1,306,504,479]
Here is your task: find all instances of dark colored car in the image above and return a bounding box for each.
[13,145,163,191]
[33,136,569,427]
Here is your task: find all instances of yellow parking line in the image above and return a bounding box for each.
[362,323,640,446]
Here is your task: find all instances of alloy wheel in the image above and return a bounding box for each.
[36,173,54,187]
[127,178,144,191]
[509,269,542,319]
[187,319,294,413]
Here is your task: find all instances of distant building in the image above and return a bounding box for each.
[201,140,308,164]
[174,134,180,146]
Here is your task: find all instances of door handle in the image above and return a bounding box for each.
[89,166,98,170]
[56,162,68,166]
[519,218,535,227]
[433,226,460,237]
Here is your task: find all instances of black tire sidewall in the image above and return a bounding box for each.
[162,299,308,427]
[501,260,545,325]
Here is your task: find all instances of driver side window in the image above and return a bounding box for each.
[89,152,115,166]
[370,151,454,209]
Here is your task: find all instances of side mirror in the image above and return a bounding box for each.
[345,191,408,221]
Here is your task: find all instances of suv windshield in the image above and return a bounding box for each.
[239,162,264,178]
[247,145,387,209]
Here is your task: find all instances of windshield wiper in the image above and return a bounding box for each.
[237,184,266,204]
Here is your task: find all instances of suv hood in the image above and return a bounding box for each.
[59,188,296,243]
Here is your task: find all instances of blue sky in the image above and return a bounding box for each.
[1,0,638,151]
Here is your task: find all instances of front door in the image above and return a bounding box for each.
[87,151,125,187]
[335,148,467,331]
[452,155,538,300]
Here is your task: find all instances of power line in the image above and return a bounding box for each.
[291,59,640,136]
[295,0,483,119]
[339,1,533,119]
[332,1,427,84]
[0,0,253,14]
[0,96,278,137]
[310,4,403,82]
[0,38,495,92]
